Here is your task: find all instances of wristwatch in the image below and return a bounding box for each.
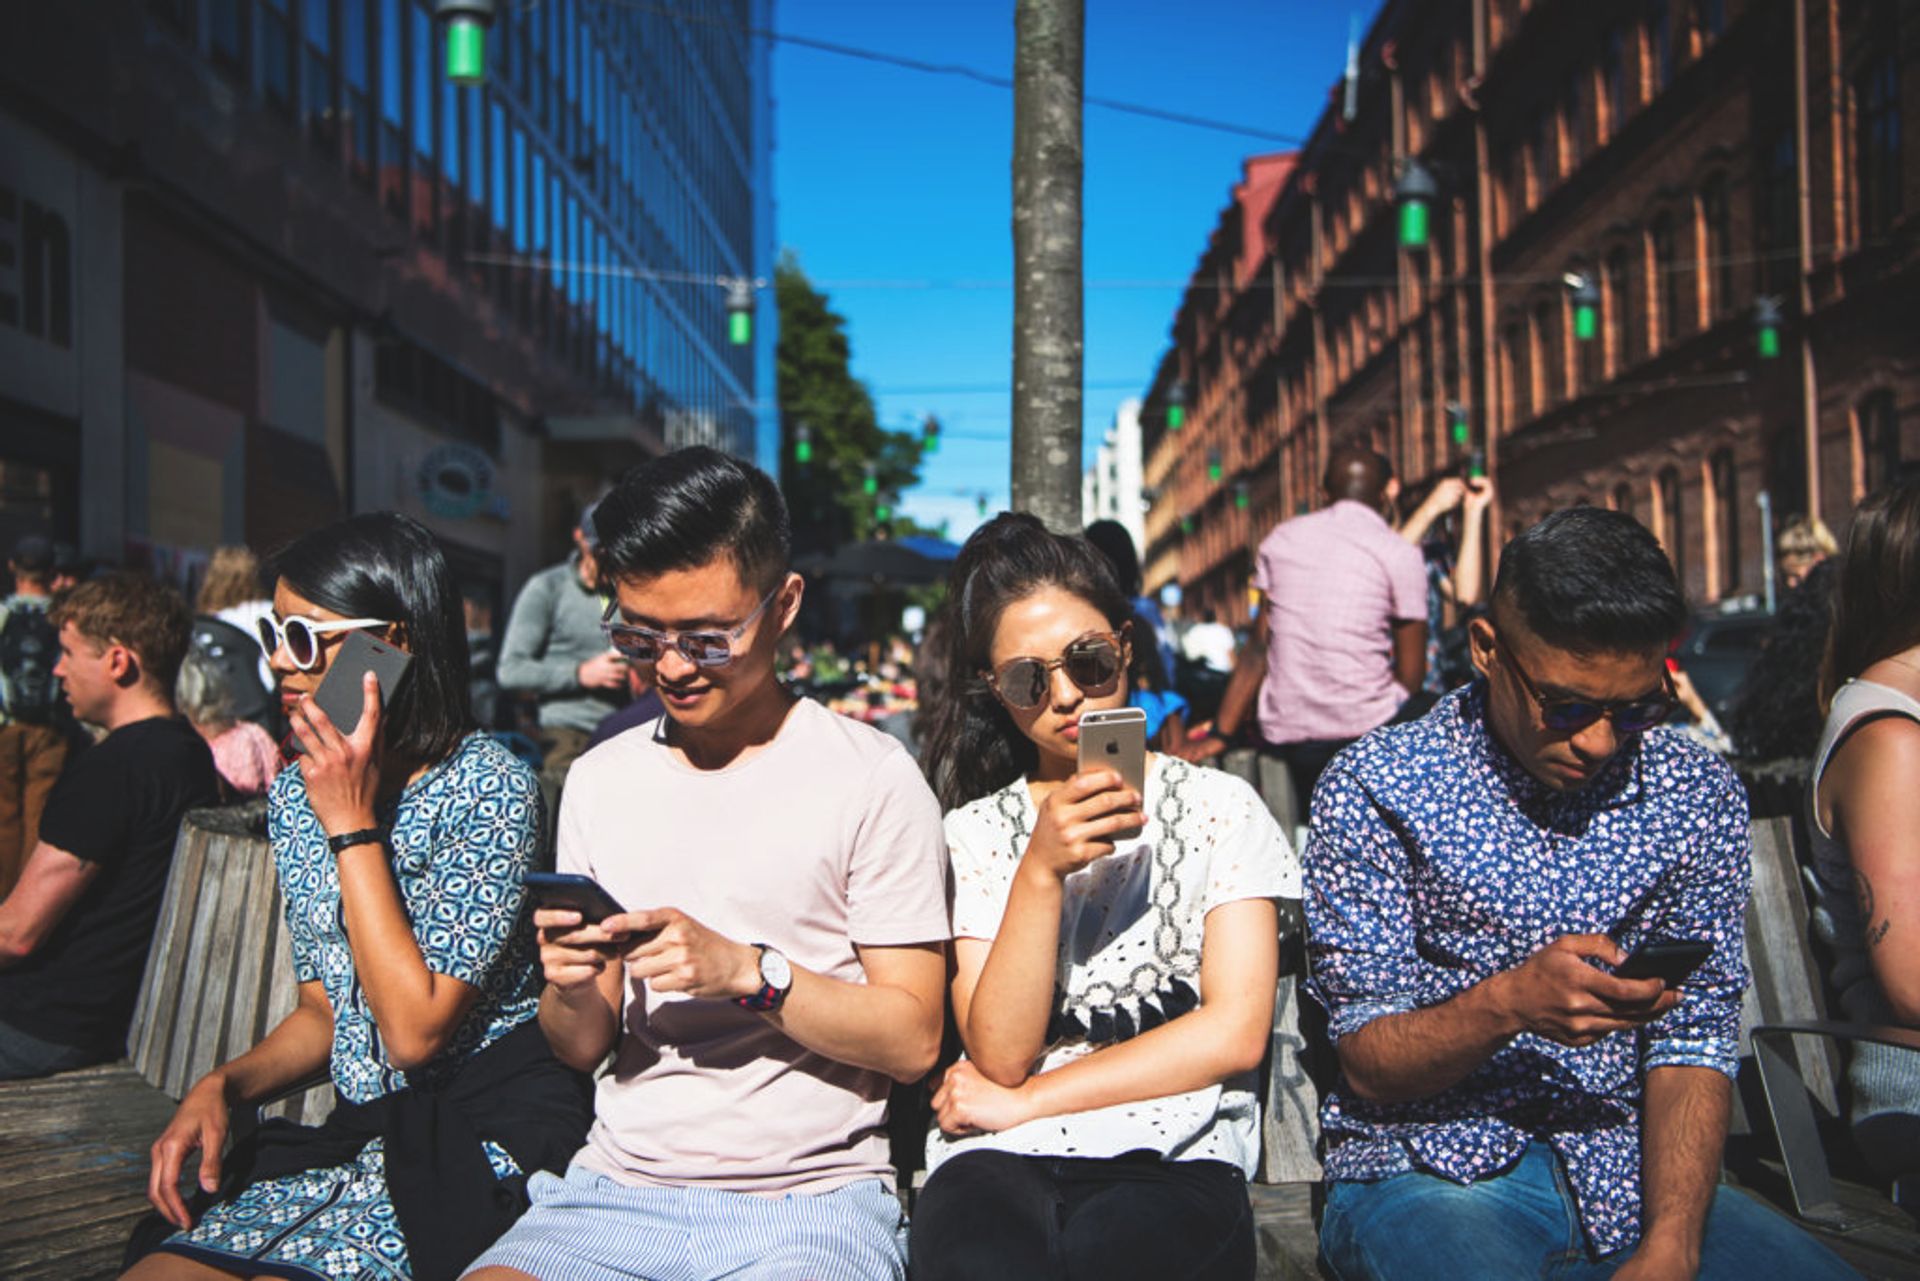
[733,943,793,1013]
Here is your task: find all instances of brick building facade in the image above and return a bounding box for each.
[1144,0,1918,621]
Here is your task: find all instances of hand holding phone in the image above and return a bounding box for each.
[1077,707,1148,842]
[288,630,414,755]
[1613,938,1711,988]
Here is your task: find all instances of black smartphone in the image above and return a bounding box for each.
[1615,938,1711,988]
[522,872,627,924]
[291,629,413,752]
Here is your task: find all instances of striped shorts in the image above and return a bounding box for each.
[463,1164,908,1281]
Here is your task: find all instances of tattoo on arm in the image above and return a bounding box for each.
[1854,869,1892,949]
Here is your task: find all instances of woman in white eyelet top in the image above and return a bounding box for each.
[909,514,1297,1281]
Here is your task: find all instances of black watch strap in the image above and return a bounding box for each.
[327,827,386,855]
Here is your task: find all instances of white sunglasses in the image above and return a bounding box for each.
[256,615,394,671]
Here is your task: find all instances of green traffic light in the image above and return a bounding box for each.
[1574,304,1598,342]
[1234,487,1249,510]
[1758,326,1781,359]
[795,439,812,464]
[729,310,752,346]
[876,505,891,522]
[1167,404,1185,430]
[862,473,877,496]
[1398,199,1429,249]
[446,17,486,85]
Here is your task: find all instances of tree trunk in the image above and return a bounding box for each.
[1011,0,1084,531]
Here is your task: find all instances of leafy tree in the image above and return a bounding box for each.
[775,253,932,548]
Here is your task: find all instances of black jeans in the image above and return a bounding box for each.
[909,1149,1254,1281]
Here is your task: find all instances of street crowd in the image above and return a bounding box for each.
[0,444,1914,1281]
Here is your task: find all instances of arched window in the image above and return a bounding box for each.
[1701,176,1733,321]
[1710,448,1739,596]
[1531,300,1557,412]
[1657,466,1687,590]
[1647,0,1674,98]
[1857,389,1904,495]
[1650,213,1680,347]
[1604,246,1633,375]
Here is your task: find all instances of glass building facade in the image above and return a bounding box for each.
[149,0,770,456]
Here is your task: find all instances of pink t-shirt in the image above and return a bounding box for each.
[1253,500,1429,745]
[558,697,950,1195]
[207,720,283,796]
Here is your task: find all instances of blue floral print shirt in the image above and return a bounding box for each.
[1303,682,1751,1257]
[271,731,546,1103]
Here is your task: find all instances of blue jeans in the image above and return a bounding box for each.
[1319,1143,1860,1281]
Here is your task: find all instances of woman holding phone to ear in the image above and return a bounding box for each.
[126,513,591,1281]
[911,514,1298,1281]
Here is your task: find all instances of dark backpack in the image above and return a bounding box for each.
[190,615,276,729]
[0,599,59,724]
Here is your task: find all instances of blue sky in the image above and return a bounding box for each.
[772,1,1379,539]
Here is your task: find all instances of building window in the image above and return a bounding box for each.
[1604,246,1633,374]
[208,0,248,80]
[1856,51,1903,240]
[1858,389,1904,494]
[302,0,338,157]
[1612,481,1636,518]
[1601,27,1628,141]
[1650,213,1680,347]
[1757,130,1797,296]
[343,0,374,186]
[1532,299,1559,411]
[260,0,295,114]
[1657,466,1686,588]
[1528,109,1553,207]
[1710,448,1739,595]
[1700,176,1733,321]
[1563,80,1587,173]
[1648,0,1674,98]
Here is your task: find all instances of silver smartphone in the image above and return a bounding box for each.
[1077,706,1148,841]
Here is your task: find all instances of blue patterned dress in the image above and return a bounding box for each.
[163,732,546,1280]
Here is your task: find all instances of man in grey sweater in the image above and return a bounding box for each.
[499,505,628,806]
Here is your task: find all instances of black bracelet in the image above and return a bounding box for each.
[326,827,386,855]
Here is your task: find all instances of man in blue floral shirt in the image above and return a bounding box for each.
[1304,508,1855,1281]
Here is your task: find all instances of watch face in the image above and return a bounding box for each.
[760,947,793,991]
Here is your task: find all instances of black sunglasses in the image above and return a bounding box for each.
[986,632,1127,711]
[1499,638,1675,734]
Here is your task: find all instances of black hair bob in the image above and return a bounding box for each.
[919,512,1133,811]
[594,446,791,592]
[273,511,474,765]
[1492,506,1688,654]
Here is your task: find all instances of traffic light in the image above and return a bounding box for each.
[1179,515,1195,536]
[921,415,941,455]
[1754,296,1784,360]
[793,423,813,466]
[976,493,989,517]
[1166,382,1188,431]
[435,1,495,86]
[862,463,878,497]
[1395,158,1438,251]
[726,279,754,346]
[1446,402,1471,450]
[876,504,892,523]
[1207,449,1223,483]
[1233,482,1250,510]
[1566,272,1600,342]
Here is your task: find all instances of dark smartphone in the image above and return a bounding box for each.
[522,872,627,924]
[1078,706,1148,841]
[291,629,413,752]
[1615,938,1712,987]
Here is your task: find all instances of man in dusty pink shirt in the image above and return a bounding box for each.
[467,449,948,1281]
[1204,447,1428,831]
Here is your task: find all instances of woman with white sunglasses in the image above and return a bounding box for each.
[126,512,591,1281]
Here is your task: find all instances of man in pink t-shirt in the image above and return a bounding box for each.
[1203,447,1428,832]
[467,449,949,1281]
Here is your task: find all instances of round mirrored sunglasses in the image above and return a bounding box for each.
[988,633,1125,711]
